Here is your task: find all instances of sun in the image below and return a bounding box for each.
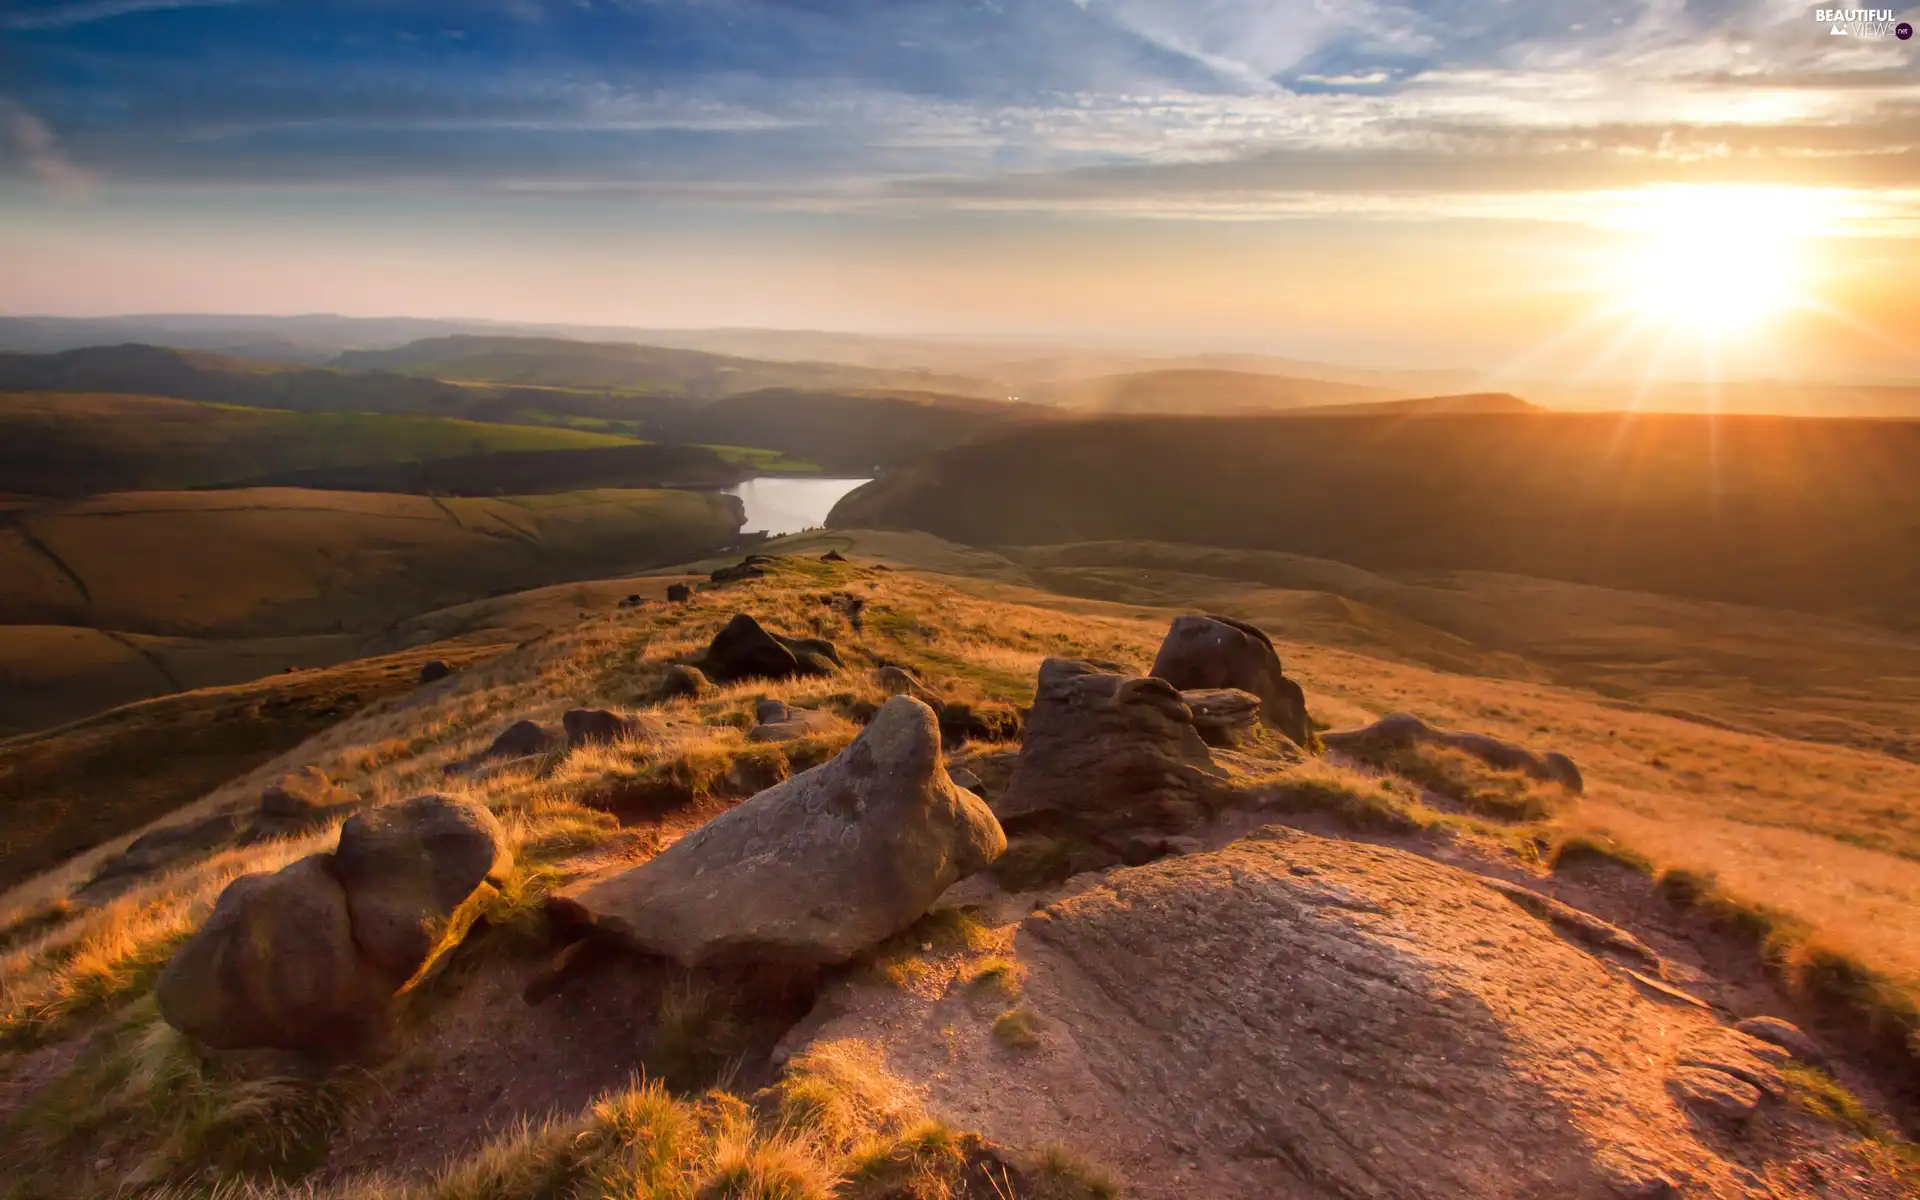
[1610,187,1810,339]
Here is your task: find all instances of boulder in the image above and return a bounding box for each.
[418,659,451,684]
[243,766,363,844]
[483,719,561,760]
[821,550,848,563]
[747,699,839,743]
[155,854,397,1053]
[554,696,1004,966]
[659,664,712,700]
[1149,614,1310,745]
[710,554,776,583]
[85,813,243,892]
[1668,1066,1761,1122]
[996,658,1227,838]
[876,665,942,709]
[1734,1016,1825,1066]
[701,614,842,683]
[331,795,513,980]
[1180,688,1262,748]
[666,583,692,603]
[563,707,660,749]
[1322,712,1584,793]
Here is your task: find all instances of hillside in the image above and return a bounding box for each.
[0,550,1913,1197]
[0,392,638,497]
[334,335,1000,399]
[657,388,1058,472]
[1278,391,1540,417]
[830,412,1920,631]
[1031,367,1392,414]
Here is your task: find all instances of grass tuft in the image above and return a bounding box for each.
[991,1008,1043,1052]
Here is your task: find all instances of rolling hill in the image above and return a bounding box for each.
[0,392,638,497]
[1030,367,1394,414]
[830,411,1920,631]
[334,334,1000,398]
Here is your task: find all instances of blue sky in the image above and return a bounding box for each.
[1,0,1916,370]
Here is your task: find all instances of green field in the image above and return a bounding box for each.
[0,392,635,496]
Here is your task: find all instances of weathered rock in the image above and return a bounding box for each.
[666,583,692,603]
[950,766,983,792]
[1180,688,1262,748]
[1149,614,1310,746]
[243,766,363,844]
[85,813,243,892]
[563,707,659,749]
[710,554,776,583]
[701,613,841,683]
[1323,712,1584,793]
[876,665,943,709]
[555,696,1004,966]
[1734,1015,1825,1066]
[821,549,848,563]
[484,719,561,760]
[747,699,838,743]
[659,663,712,700]
[996,658,1227,837]
[1668,1066,1761,1122]
[418,659,451,684]
[331,795,512,980]
[155,854,396,1053]
[1480,877,1662,972]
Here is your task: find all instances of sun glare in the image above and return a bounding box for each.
[1610,187,1811,339]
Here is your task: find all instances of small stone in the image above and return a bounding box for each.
[1667,1066,1760,1121]
[418,659,451,684]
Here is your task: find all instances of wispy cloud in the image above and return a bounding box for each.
[0,100,94,194]
[3,0,252,32]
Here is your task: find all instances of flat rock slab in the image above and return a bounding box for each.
[555,696,1004,966]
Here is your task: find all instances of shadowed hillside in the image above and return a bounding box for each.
[1032,367,1394,413]
[831,412,1920,630]
[0,392,637,497]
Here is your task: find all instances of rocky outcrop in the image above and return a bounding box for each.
[1149,614,1310,746]
[157,794,510,1054]
[1179,688,1261,748]
[1323,712,1584,793]
[243,766,363,843]
[554,697,1004,966]
[658,664,711,700]
[820,549,848,563]
[994,658,1230,839]
[483,719,561,761]
[710,554,776,584]
[562,708,660,749]
[1003,827,1785,1198]
[83,813,243,895]
[701,613,843,683]
[746,698,838,743]
[1735,1015,1825,1066]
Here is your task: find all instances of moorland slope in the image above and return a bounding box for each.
[832,411,1920,630]
[0,550,1913,1198]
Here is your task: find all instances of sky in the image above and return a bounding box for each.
[1,0,1917,379]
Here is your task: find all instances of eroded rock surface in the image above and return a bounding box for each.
[1149,614,1310,745]
[244,766,363,843]
[333,794,513,980]
[555,696,1004,966]
[1324,712,1584,793]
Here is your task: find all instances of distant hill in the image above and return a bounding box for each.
[1279,392,1540,417]
[829,411,1920,630]
[1032,367,1392,414]
[657,388,1059,472]
[334,334,1000,399]
[0,391,636,497]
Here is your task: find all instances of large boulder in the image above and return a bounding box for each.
[331,794,513,980]
[155,855,397,1053]
[1149,614,1310,746]
[243,766,363,843]
[701,613,842,683]
[1322,712,1584,793]
[658,664,712,701]
[554,697,1004,966]
[483,719,561,760]
[995,658,1228,838]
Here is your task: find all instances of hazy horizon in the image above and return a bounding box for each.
[4,1,1919,386]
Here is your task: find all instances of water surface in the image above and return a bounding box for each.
[725,476,872,536]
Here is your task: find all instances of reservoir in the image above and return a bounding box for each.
[726,476,872,536]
